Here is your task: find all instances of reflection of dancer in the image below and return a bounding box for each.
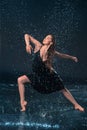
[17,34,84,112]
[18,112,27,130]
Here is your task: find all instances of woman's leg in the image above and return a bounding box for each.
[17,75,31,111]
[60,88,84,112]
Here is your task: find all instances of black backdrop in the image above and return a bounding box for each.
[1,0,87,83]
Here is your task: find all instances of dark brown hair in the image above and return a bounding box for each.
[47,34,55,60]
[46,34,55,69]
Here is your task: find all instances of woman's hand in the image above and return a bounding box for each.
[72,56,78,62]
[26,45,33,54]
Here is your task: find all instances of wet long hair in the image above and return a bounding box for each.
[46,34,56,68]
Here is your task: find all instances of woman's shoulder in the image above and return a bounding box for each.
[34,44,43,53]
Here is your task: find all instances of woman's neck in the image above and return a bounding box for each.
[42,44,51,51]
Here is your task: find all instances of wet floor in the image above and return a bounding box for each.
[0,83,87,130]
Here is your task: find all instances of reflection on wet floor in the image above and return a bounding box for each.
[0,83,87,130]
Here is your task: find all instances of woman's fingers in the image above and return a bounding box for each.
[26,45,33,54]
[73,57,78,62]
[75,57,78,62]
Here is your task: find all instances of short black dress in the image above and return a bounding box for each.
[26,49,65,94]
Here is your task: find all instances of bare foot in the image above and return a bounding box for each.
[74,104,84,112]
[20,101,27,112]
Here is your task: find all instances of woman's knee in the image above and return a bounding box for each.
[17,76,23,84]
[17,77,21,83]
[17,75,30,84]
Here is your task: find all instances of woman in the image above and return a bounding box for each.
[17,34,84,112]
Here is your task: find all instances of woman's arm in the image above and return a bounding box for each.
[54,51,78,62]
[24,34,42,54]
[24,34,41,46]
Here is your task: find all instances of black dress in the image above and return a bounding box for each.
[26,49,65,94]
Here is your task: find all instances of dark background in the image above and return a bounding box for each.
[1,0,87,83]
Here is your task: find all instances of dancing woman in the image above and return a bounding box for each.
[17,34,84,112]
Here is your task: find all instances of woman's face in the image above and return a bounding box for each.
[42,35,53,45]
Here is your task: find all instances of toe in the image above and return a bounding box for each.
[20,108,26,112]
